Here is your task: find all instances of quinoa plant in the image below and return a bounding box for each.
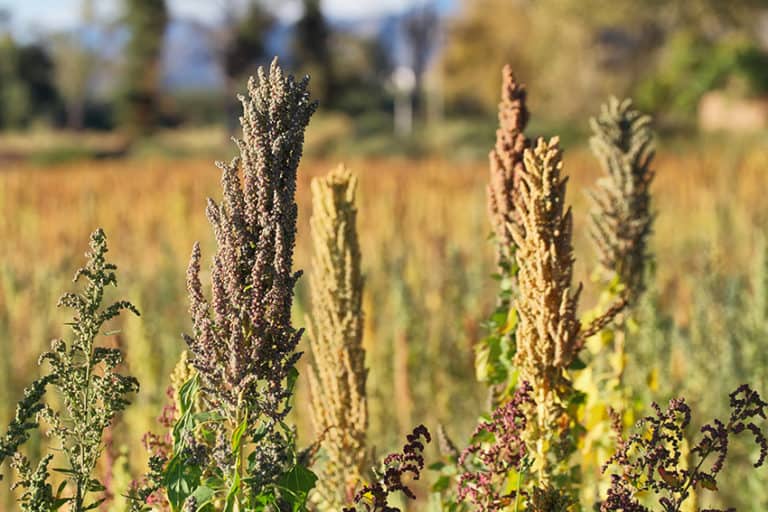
[154,58,318,511]
[581,96,656,398]
[0,377,53,481]
[343,425,431,512]
[602,384,768,511]
[306,166,368,510]
[434,69,629,511]
[510,137,623,494]
[433,66,535,511]
[576,97,657,507]
[476,65,531,403]
[487,65,530,266]
[456,382,536,511]
[588,97,655,304]
[1,228,139,512]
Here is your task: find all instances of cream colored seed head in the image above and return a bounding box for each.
[306,165,368,510]
[511,137,581,392]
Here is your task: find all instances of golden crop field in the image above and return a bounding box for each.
[3,0,768,507]
[1,136,767,509]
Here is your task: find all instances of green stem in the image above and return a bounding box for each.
[614,325,626,386]
[514,464,526,512]
[535,387,549,484]
[76,327,97,511]
[670,441,719,512]
[75,287,101,512]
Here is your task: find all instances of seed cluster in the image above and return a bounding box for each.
[184,58,316,429]
[512,137,582,391]
[588,97,655,300]
[487,65,531,265]
[457,382,534,511]
[602,384,768,511]
[307,166,369,509]
[343,425,431,512]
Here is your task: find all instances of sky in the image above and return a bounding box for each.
[0,0,450,36]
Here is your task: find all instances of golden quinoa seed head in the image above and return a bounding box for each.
[511,136,582,390]
[306,165,368,510]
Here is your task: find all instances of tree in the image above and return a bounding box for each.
[219,0,274,132]
[324,31,393,115]
[0,35,60,129]
[119,0,169,137]
[293,0,335,105]
[51,0,96,131]
[439,0,768,120]
[0,36,29,129]
[0,9,9,33]
[403,4,438,120]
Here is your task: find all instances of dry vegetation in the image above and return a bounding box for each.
[0,119,767,509]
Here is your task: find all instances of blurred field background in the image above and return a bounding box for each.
[2,0,768,509]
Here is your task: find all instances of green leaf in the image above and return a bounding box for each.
[52,497,71,510]
[223,466,241,512]
[87,478,106,492]
[276,464,318,511]
[432,475,451,492]
[193,411,225,423]
[52,467,78,475]
[470,428,496,445]
[231,415,248,455]
[490,310,507,327]
[501,308,518,335]
[568,357,587,370]
[83,497,107,511]
[253,490,278,507]
[55,480,68,498]
[163,454,203,512]
[474,342,490,382]
[286,365,300,394]
[179,376,200,415]
[428,461,446,471]
[568,390,588,406]
[190,485,216,507]
[172,376,200,454]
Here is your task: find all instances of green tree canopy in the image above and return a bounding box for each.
[119,0,169,137]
